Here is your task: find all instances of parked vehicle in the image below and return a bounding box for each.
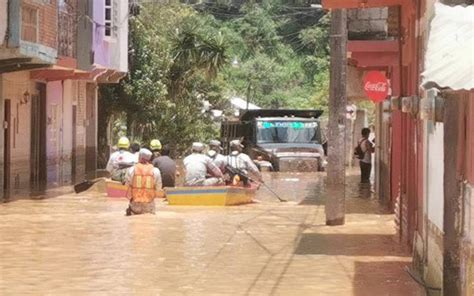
[221,109,326,172]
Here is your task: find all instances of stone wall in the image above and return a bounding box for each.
[347,8,388,40]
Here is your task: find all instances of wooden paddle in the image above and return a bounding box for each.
[225,165,287,202]
[74,179,102,194]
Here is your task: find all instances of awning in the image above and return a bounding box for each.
[421,3,474,91]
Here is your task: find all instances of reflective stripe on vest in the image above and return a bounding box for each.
[131,163,155,203]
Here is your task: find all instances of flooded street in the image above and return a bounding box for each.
[0,171,422,295]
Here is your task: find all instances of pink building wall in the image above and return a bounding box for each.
[46,81,62,185]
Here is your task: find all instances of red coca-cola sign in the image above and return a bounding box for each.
[363,71,389,103]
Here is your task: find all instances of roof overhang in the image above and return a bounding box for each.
[30,65,90,81]
[92,64,127,84]
[421,3,474,91]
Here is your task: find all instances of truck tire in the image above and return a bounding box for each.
[317,159,325,172]
[272,159,280,172]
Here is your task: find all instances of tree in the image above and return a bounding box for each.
[98,1,332,161]
[98,3,229,158]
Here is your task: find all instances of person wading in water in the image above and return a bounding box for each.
[125,148,162,216]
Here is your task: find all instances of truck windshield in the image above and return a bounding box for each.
[256,120,320,144]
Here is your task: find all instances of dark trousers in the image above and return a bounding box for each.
[360,161,372,184]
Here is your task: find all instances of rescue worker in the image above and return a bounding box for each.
[207,140,227,174]
[150,139,162,161]
[227,139,263,183]
[184,142,224,186]
[106,137,135,182]
[130,142,141,163]
[152,145,177,188]
[125,148,162,216]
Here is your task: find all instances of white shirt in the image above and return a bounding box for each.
[208,151,227,173]
[360,139,373,164]
[227,151,262,180]
[106,150,136,173]
[184,153,223,185]
[134,152,140,163]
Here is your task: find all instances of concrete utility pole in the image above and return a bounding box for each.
[325,9,347,226]
[442,93,463,295]
[440,1,468,293]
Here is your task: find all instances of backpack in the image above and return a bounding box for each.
[354,141,365,160]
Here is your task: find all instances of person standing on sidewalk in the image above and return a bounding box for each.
[356,128,374,184]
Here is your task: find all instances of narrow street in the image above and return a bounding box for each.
[0,171,422,295]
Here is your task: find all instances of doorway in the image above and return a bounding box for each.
[71,105,77,183]
[85,83,97,179]
[4,99,11,192]
[30,83,47,190]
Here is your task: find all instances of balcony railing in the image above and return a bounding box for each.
[58,10,77,58]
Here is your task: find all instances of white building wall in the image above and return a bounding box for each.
[110,0,129,73]
[422,120,444,288]
[426,122,444,229]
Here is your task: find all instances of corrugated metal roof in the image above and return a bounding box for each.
[421,3,474,91]
[230,97,261,110]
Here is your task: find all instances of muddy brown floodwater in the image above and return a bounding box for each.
[0,171,423,295]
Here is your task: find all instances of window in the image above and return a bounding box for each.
[104,0,113,37]
[21,5,38,43]
[256,120,321,144]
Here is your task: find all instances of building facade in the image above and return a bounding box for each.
[323,0,473,294]
[0,0,128,198]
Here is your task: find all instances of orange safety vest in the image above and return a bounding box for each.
[131,163,156,203]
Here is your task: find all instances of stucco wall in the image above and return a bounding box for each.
[45,80,88,187]
[2,71,34,191]
[92,0,128,73]
[419,120,445,290]
[0,0,7,46]
[75,81,87,180]
[76,0,93,72]
[92,0,110,68]
[424,219,443,289]
[426,121,444,230]
[46,81,62,186]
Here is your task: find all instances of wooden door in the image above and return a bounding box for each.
[4,99,11,192]
[30,83,47,189]
[85,83,96,179]
[71,105,77,183]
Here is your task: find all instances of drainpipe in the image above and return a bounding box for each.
[5,0,10,45]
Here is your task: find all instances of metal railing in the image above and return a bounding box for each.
[58,10,77,58]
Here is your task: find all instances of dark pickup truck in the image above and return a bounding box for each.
[221,109,326,172]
